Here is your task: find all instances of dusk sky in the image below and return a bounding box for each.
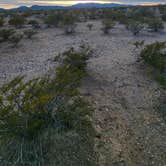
[0,0,166,9]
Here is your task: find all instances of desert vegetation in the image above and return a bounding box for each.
[141,42,166,120]
[147,18,164,32]
[24,29,37,39]
[9,32,23,47]
[8,15,26,28]
[0,28,15,42]
[0,4,166,166]
[0,17,4,27]
[0,46,98,165]
[101,19,115,34]
[87,23,93,30]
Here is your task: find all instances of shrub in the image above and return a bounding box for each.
[44,14,62,27]
[133,40,145,49]
[0,46,97,166]
[147,18,164,32]
[24,29,37,39]
[141,42,166,121]
[9,15,26,28]
[0,28,15,42]
[64,24,77,35]
[87,23,93,30]
[61,14,77,35]
[127,20,144,36]
[0,17,4,26]
[101,19,115,34]
[9,33,23,47]
[55,45,92,95]
[162,13,166,22]
[28,20,40,29]
[140,42,166,72]
[0,76,59,165]
[156,94,166,119]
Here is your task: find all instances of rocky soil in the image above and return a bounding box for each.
[0,21,166,166]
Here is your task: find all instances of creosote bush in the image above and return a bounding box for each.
[101,19,115,34]
[28,20,40,29]
[156,94,166,120]
[24,29,37,39]
[61,14,77,35]
[141,42,166,120]
[147,18,164,32]
[127,20,144,36]
[0,17,4,26]
[133,40,145,49]
[141,41,166,123]
[44,13,62,27]
[141,41,166,72]
[0,28,15,42]
[9,15,26,28]
[9,33,23,47]
[162,12,166,22]
[0,45,98,166]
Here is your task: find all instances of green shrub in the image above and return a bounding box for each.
[156,94,166,120]
[101,19,115,34]
[9,33,23,47]
[0,28,15,42]
[64,24,77,35]
[0,46,97,166]
[141,42,166,72]
[44,14,62,27]
[0,17,4,26]
[61,14,77,35]
[162,12,166,21]
[141,41,166,90]
[141,43,166,122]
[28,20,40,29]
[24,29,37,39]
[127,20,144,35]
[133,40,145,49]
[147,18,164,32]
[9,15,26,28]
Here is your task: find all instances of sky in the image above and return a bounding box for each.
[0,0,166,9]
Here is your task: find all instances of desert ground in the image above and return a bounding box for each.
[0,20,166,165]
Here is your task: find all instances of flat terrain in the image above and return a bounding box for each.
[0,21,166,166]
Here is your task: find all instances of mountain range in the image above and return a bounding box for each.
[0,3,133,12]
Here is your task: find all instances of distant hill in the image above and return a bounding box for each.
[71,3,132,8]
[0,3,133,12]
[11,6,30,11]
[30,5,64,11]
[0,8,5,12]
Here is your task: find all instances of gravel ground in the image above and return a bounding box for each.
[0,20,166,166]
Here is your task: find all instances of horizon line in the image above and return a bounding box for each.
[1,1,166,9]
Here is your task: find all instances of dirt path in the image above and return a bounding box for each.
[0,21,166,166]
[81,23,166,166]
